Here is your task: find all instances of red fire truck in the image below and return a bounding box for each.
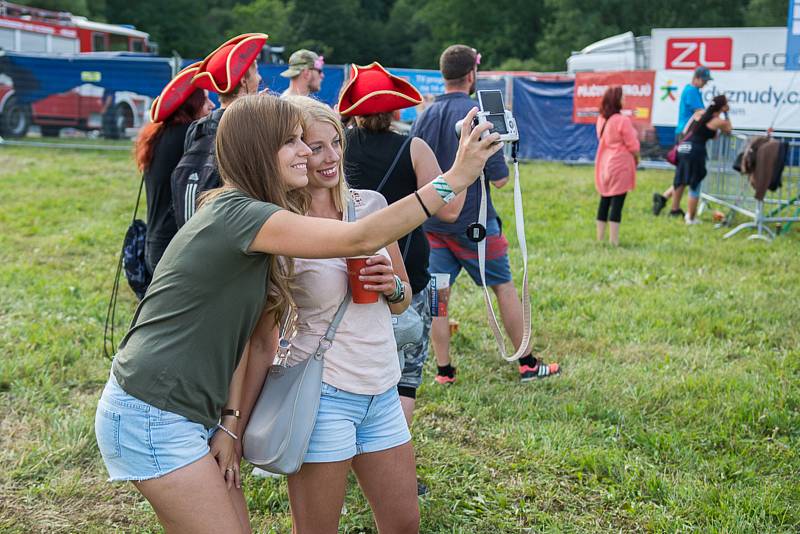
[0,1,153,54]
[0,1,156,138]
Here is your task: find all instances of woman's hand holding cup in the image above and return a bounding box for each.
[346,254,394,304]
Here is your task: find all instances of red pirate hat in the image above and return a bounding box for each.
[337,62,422,117]
[193,33,268,94]
[149,62,202,123]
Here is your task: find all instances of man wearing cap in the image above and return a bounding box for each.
[411,44,559,384]
[171,33,265,229]
[280,49,324,97]
[653,66,712,216]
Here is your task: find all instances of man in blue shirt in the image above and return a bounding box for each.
[411,45,559,384]
[653,66,711,216]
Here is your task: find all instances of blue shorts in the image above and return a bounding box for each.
[304,383,411,463]
[95,371,214,482]
[427,217,512,287]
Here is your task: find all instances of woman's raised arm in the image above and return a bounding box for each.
[251,108,501,258]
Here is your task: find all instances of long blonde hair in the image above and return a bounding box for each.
[283,95,350,216]
[206,94,307,321]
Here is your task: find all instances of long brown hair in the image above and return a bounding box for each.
[134,88,206,171]
[599,86,623,119]
[209,94,307,320]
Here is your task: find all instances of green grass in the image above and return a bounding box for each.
[1,145,798,533]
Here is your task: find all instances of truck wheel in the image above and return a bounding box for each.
[1,96,30,138]
[102,103,133,139]
[40,126,61,137]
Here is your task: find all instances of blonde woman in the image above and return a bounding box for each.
[240,96,418,532]
[95,94,501,534]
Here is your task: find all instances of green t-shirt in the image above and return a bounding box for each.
[113,190,281,428]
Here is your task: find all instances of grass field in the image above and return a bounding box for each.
[1,144,798,533]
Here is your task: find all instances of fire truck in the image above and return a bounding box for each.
[0,1,159,138]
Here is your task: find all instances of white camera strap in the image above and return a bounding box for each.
[476,146,531,362]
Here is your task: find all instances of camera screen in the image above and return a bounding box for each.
[479,90,505,114]
[487,113,508,134]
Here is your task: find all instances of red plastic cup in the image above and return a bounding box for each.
[346,256,380,304]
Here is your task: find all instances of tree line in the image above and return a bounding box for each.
[18,0,791,70]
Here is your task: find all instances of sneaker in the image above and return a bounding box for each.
[417,480,429,497]
[668,208,685,218]
[684,213,702,225]
[652,193,667,216]
[519,359,560,382]
[251,467,282,478]
[434,373,456,385]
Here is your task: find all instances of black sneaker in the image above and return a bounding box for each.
[417,480,429,498]
[668,208,685,218]
[652,193,667,216]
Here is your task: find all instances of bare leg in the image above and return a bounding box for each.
[287,460,351,534]
[430,286,451,367]
[687,195,699,220]
[608,222,620,246]
[491,281,528,354]
[671,185,686,211]
[662,185,674,199]
[400,396,415,427]
[133,454,246,534]
[596,220,607,242]
[351,443,419,534]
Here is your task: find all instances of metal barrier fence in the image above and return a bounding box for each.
[701,131,800,241]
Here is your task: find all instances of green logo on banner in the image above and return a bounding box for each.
[81,71,102,82]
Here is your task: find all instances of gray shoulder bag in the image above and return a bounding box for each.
[242,199,356,475]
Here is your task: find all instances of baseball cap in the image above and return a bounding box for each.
[280,49,323,78]
[694,66,712,81]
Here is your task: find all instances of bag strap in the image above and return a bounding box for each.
[374,136,414,261]
[598,112,617,140]
[312,196,357,360]
[374,136,412,194]
[103,175,146,360]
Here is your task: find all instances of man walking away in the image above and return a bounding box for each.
[411,44,560,384]
[171,33,265,229]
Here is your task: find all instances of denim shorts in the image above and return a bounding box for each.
[94,371,214,481]
[427,217,512,287]
[397,286,432,392]
[304,383,411,463]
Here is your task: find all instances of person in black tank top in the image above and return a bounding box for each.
[672,94,732,224]
[339,62,469,497]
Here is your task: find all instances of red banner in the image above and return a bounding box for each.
[573,71,656,125]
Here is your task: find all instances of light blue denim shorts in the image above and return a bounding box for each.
[304,383,411,463]
[94,371,214,481]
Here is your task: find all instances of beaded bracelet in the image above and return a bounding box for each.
[216,423,239,441]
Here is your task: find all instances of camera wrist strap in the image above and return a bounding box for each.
[476,147,532,362]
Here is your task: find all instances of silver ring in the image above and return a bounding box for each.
[226,468,234,472]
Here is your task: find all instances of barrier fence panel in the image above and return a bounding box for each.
[702,131,800,241]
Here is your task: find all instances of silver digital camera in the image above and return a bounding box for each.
[455,89,519,143]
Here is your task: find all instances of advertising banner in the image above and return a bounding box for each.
[652,70,800,131]
[788,0,800,70]
[387,68,444,122]
[573,71,655,124]
[651,27,788,71]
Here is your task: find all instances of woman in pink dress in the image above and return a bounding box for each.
[594,86,640,246]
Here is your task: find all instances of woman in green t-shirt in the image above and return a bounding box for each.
[95,94,502,534]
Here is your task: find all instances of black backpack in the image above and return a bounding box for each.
[171,108,224,228]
